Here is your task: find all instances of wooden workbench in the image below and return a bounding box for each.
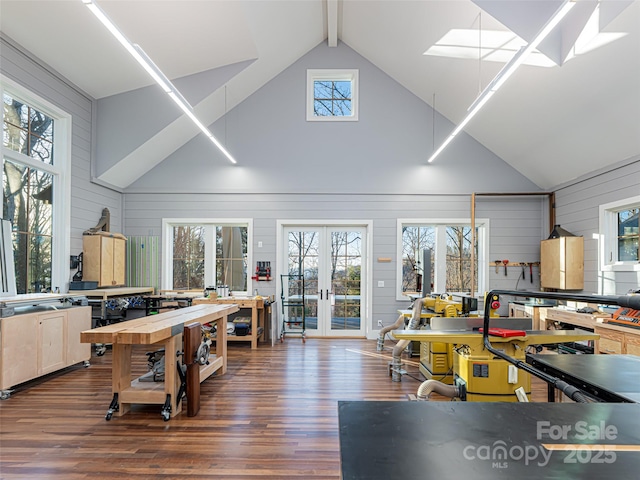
[193,296,265,349]
[81,303,237,420]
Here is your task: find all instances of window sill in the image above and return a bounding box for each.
[601,263,640,272]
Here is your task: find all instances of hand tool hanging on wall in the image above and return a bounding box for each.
[502,260,509,276]
[494,260,501,274]
[529,263,534,283]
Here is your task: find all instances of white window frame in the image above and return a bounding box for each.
[161,218,253,293]
[599,194,640,272]
[306,69,359,121]
[396,218,489,300]
[0,75,72,294]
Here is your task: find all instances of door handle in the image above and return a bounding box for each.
[319,290,323,300]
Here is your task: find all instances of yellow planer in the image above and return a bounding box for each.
[393,327,598,402]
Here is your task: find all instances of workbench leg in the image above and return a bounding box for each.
[217,316,228,374]
[251,308,258,349]
[163,334,182,418]
[112,343,132,417]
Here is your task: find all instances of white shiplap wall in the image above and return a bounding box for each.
[554,157,640,295]
[124,192,546,335]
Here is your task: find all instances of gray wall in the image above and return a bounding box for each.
[0,34,124,286]
[124,192,546,335]
[120,41,546,334]
[126,42,539,195]
[553,156,640,295]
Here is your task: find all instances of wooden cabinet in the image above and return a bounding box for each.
[0,306,91,395]
[540,236,584,290]
[83,233,126,287]
[595,325,640,355]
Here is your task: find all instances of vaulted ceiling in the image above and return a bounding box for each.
[1,0,638,190]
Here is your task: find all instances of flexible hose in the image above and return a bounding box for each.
[377,313,404,351]
[391,298,425,382]
[417,379,459,400]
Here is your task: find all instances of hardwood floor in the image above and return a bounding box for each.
[0,338,549,479]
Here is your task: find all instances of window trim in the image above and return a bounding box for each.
[396,218,489,300]
[306,69,359,122]
[161,218,253,292]
[1,75,72,294]
[599,195,640,272]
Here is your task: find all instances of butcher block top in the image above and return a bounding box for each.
[81,303,238,345]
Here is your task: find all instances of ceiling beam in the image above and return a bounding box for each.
[327,0,338,47]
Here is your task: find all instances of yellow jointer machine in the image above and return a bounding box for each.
[393,290,640,403]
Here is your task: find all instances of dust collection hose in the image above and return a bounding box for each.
[482,290,640,403]
[391,298,425,382]
[417,379,459,400]
[377,313,405,351]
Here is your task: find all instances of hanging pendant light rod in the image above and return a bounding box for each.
[82,0,237,164]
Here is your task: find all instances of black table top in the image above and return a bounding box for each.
[526,354,640,403]
[338,401,640,480]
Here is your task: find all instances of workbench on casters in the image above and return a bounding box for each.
[81,303,237,421]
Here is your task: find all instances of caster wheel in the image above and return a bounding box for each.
[96,348,106,357]
[161,411,170,422]
[1,391,11,400]
[105,411,113,421]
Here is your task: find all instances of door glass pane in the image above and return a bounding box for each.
[287,231,319,329]
[330,231,361,330]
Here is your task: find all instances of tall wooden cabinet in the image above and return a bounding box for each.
[540,236,584,290]
[83,232,126,287]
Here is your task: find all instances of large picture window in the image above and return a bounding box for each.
[163,219,252,293]
[1,80,70,295]
[397,219,487,298]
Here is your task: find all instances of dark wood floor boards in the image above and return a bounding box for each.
[0,338,548,479]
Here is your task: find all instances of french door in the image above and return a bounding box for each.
[283,224,366,337]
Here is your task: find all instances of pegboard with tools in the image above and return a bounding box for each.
[492,260,540,282]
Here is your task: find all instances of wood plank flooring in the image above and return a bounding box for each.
[0,338,549,479]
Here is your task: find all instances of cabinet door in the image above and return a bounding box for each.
[38,311,66,375]
[540,237,584,290]
[0,314,39,389]
[112,237,126,286]
[66,307,91,365]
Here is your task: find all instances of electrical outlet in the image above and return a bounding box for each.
[377,320,383,327]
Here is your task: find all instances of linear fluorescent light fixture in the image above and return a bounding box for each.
[82,0,237,164]
[427,0,575,164]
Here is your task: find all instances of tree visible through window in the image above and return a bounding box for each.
[314,80,352,116]
[169,223,248,292]
[2,93,54,293]
[399,221,483,297]
[617,208,639,262]
[307,69,359,121]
